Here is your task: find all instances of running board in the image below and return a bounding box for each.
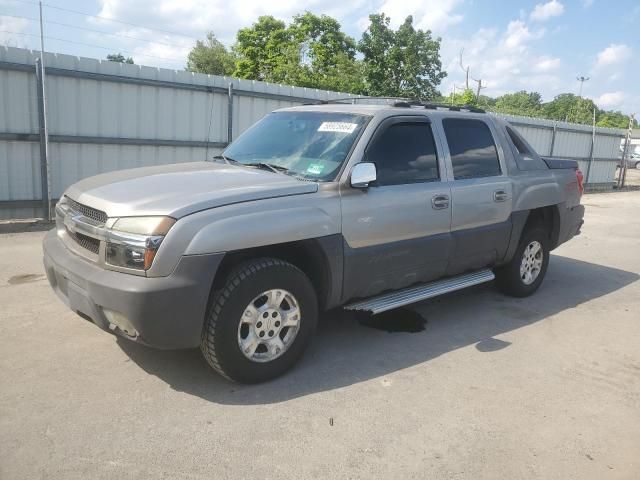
[344,269,495,314]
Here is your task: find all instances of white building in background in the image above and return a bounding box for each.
[629,130,640,155]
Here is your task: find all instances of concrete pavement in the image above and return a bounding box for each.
[1,191,639,479]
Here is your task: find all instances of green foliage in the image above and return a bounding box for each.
[286,12,363,92]
[444,88,477,106]
[493,91,542,116]
[234,16,291,81]
[232,13,363,93]
[358,14,446,99]
[596,111,634,129]
[191,11,444,96]
[291,12,356,73]
[486,91,635,128]
[477,94,496,108]
[106,53,134,64]
[182,13,634,129]
[186,32,235,76]
[541,93,598,124]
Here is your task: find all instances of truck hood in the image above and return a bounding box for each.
[64,162,318,218]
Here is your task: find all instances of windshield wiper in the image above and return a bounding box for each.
[213,156,295,177]
[212,154,240,165]
[243,162,291,175]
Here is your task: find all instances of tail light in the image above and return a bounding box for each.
[576,169,584,195]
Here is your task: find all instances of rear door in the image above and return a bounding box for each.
[340,116,452,300]
[439,117,513,274]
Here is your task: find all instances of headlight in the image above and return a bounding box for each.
[105,216,176,271]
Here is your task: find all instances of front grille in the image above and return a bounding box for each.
[67,229,100,255]
[65,196,108,224]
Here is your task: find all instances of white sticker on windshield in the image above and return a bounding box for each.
[318,122,358,133]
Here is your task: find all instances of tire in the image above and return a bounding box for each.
[495,226,550,298]
[635,162,640,170]
[201,257,318,383]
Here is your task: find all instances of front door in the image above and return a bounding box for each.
[340,117,452,301]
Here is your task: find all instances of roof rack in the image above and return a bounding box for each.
[307,96,485,113]
[395,100,485,113]
[305,96,402,105]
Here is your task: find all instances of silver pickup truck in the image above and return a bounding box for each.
[43,101,585,383]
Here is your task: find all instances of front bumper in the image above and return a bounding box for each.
[43,229,223,349]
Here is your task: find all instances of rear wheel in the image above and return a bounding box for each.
[495,227,550,297]
[201,257,318,383]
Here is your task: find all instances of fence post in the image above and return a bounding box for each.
[585,110,596,185]
[549,121,557,157]
[227,83,234,144]
[618,116,633,188]
[34,58,51,219]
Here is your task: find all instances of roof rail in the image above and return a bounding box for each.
[307,96,485,113]
[307,96,404,105]
[420,102,485,113]
[394,100,485,113]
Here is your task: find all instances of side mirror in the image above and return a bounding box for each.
[350,162,377,188]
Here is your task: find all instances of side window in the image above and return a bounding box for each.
[443,119,501,179]
[506,126,531,155]
[366,122,439,186]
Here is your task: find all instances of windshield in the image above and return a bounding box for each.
[223,111,369,181]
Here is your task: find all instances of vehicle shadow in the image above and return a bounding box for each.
[116,254,638,405]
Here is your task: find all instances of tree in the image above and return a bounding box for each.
[444,88,477,106]
[186,32,235,76]
[287,12,364,93]
[234,16,291,82]
[477,94,496,109]
[596,111,634,129]
[493,91,542,116]
[232,13,364,93]
[358,13,446,99]
[106,53,134,64]
[542,93,597,124]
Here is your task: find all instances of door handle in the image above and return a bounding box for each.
[431,194,450,210]
[494,190,509,202]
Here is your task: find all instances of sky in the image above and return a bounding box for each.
[1,0,638,114]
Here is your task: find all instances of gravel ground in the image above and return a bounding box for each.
[619,167,640,187]
[1,191,639,480]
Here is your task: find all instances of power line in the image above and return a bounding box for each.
[44,2,201,41]
[7,0,202,42]
[0,30,187,64]
[1,13,193,49]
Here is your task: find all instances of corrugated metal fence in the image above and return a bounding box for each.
[0,46,626,220]
[496,113,624,188]
[0,47,357,220]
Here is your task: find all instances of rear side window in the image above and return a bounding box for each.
[443,119,501,179]
[366,122,439,186]
[506,126,531,155]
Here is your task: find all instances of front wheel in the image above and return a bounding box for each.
[495,227,550,297]
[201,257,318,383]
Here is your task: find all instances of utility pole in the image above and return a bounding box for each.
[619,114,635,188]
[585,108,596,184]
[576,76,590,97]
[459,49,469,90]
[38,1,52,220]
[471,77,486,100]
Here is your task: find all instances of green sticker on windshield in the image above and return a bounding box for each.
[306,164,325,175]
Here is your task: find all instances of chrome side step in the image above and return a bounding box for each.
[344,269,495,314]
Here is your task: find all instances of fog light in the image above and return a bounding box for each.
[103,309,138,338]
